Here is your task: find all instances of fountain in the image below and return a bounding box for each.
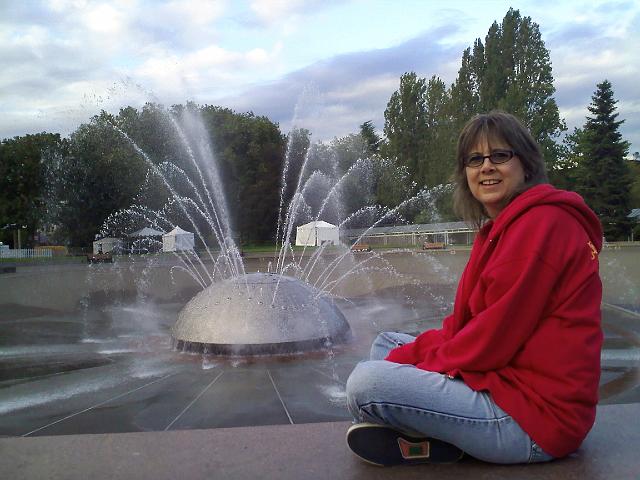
[173,273,351,355]
[1,103,638,439]
[99,107,404,356]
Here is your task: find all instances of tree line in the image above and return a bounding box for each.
[1,8,637,249]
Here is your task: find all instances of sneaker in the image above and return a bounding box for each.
[346,423,464,467]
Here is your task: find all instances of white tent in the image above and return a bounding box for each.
[93,237,123,254]
[295,221,339,247]
[162,226,195,252]
[129,227,164,237]
[128,227,165,254]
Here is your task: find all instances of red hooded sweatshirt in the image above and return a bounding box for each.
[385,184,603,458]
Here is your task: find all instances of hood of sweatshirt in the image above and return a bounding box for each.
[486,184,603,251]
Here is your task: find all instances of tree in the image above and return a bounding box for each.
[382,72,428,189]
[629,159,640,212]
[328,134,376,222]
[449,47,480,133]
[199,105,286,244]
[552,127,584,191]
[0,133,67,247]
[278,127,311,237]
[449,8,566,172]
[359,121,381,156]
[574,80,632,240]
[421,76,455,188]
[52,113,150,247]
[373,157,413,211]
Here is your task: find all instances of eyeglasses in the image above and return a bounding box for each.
[464,149,515,168]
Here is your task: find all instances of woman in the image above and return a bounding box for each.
[345,111,603,466]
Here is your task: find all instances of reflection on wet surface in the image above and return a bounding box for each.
[0,250,638,438]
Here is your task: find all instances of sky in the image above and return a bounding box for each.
[1,0,639,155]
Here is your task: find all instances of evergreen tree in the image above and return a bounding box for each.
[574,80,631,240]
[422,75,455,188]
[450,8,565,171]
[382,72,428,189]
[449,47,479,133]
[552,127,584,191]
[359,120,381,156]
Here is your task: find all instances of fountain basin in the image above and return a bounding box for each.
[172,273,352,355]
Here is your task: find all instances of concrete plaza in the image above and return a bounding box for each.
[1,248,638,478]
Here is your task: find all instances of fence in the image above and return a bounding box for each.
[0,248,53,259]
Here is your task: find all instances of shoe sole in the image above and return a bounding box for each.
[346,423,464,467]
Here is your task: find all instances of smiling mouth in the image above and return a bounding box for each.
[480,179,501,185]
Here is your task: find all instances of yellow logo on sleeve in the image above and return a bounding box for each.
[587,241,598,260]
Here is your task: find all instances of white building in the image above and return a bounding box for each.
[295,221,340,247]
[162,226,195,252]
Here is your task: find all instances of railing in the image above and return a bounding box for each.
[0,248,53,259]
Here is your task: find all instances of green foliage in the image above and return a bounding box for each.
[280,127,311,228]
[327,134,376,224]
[0,133,67,246]
[373,157,413,210]
[51,113,150,247]
[379,8,565,225]
[573,80,632,240]
[329,132,368,174]
[382,72,428,189]
[628,160,640,209]
[41,104,286,248]
[550,127,583,190]
[382,73,454,195]
[449,8,565,170]
[199,105,286,244]
[422,76,456,188]
[359,120,381,156]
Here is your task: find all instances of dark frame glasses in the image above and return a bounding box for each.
[464,149,515,168]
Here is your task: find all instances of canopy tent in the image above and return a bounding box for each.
[295,221,339,247]
[128,227,165,254]
[162,226,195,252]
[93,237,123,254]
[129,227,165,237]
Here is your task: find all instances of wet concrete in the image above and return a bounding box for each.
[0,248,638,439]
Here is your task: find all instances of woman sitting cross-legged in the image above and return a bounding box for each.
[345,111,603,466]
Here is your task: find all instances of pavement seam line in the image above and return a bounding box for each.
[21,373,175,437]
[602,302,640,319]
[310,366,346,386]
[164,371,224,431]
[267,369,294,425]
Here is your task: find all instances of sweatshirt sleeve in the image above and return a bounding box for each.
[384,316,451,364]
[413,253,559,374]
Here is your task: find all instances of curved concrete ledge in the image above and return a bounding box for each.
[1,403,638,480]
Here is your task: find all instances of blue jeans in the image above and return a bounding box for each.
[346,332,555,464]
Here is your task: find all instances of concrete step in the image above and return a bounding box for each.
[1,403,638,480]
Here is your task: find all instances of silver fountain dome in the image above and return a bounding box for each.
[172,272,351,355]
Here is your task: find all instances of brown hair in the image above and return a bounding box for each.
[452,111,548,227]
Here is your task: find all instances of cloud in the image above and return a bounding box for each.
[220,26,464,140]
[547,6,640,150]
[249,0,339,26]
[1,0,638,155]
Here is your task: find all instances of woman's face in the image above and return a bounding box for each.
[465,136,526,218]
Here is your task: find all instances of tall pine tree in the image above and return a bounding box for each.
[574,80,631,240]
[449,8,565,172]
[382,72,428,190]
